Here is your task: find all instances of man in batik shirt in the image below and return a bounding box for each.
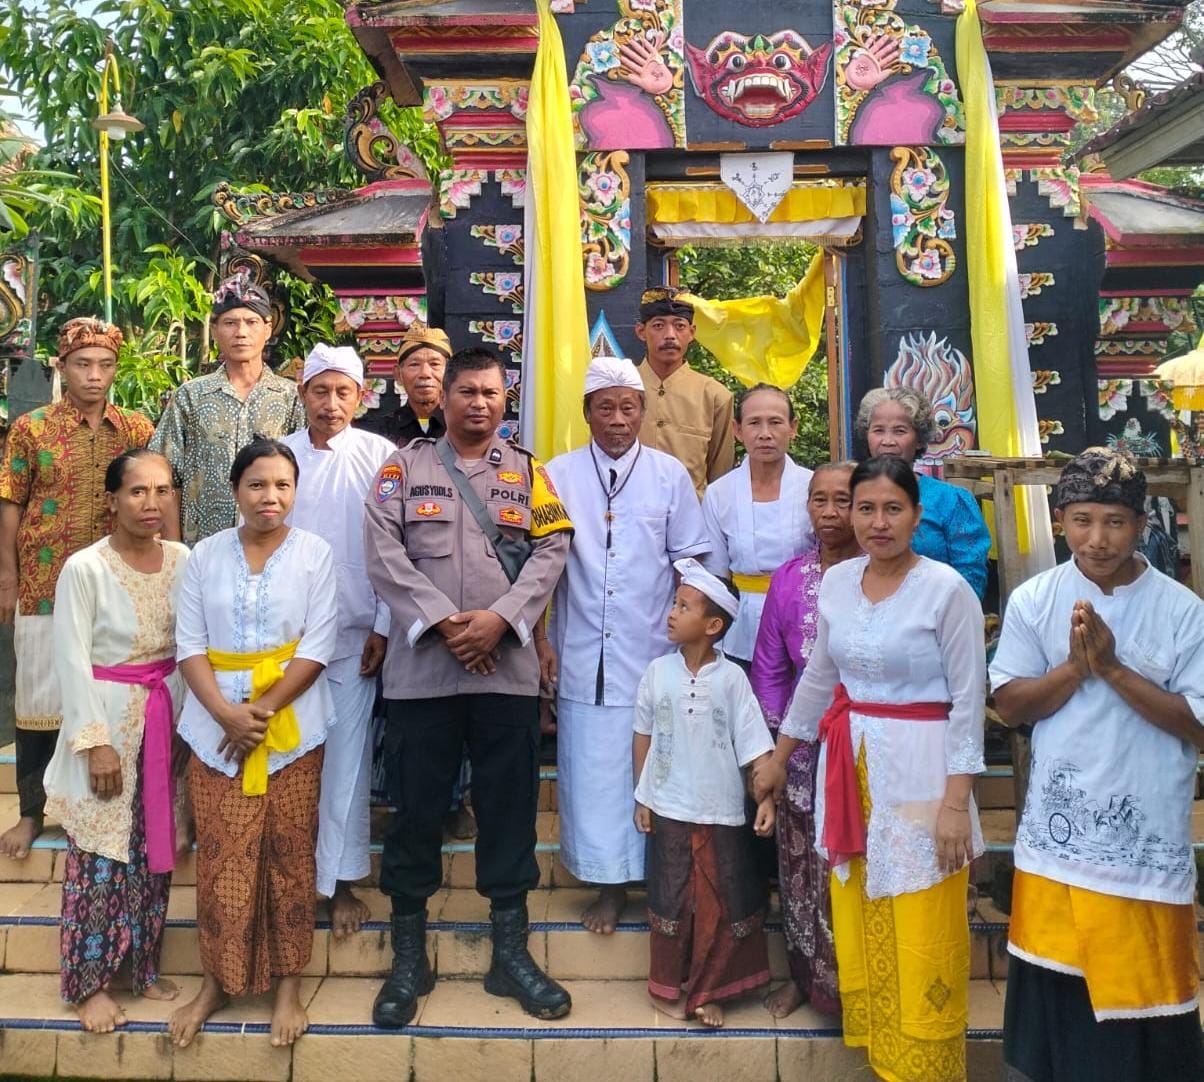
[0,318,154,859]
[151,273,304,544]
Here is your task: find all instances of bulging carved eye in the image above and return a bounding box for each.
[727,53,746,70]
[772,53,790,70]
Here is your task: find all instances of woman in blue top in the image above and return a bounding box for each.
[856,387,990,598]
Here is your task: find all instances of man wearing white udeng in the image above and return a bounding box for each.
[282,345,395,938]
[544,356,709,934]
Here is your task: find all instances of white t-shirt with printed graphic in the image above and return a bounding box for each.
[990,556,1204,905]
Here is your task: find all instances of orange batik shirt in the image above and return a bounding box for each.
[0,399,154,615]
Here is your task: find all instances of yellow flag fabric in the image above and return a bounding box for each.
[957,0,1018,461]
[206,640,301,797]
[647,185,866,226]
[680,255,825,389]
[957,0,1053,568]
[524,0,590,460]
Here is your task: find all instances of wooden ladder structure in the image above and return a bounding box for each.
[942,455,1204,602]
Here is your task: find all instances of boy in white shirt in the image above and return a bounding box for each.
[633,558,775,1028]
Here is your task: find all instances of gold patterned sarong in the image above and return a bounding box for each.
[828,745,969,1082]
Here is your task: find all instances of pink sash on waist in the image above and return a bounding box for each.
[91,658,178,874]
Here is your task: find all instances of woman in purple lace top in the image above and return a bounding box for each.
[750,461,860,1019]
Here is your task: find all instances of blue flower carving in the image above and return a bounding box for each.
[586,41,621,72]
[900,34,930,67]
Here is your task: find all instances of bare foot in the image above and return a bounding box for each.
[581,885,626,934]
[0,815,41,860]
[764,980,805,1019]
[649,991,688,1020]
[329,883,371,941]
[138,977,179,1001]
[75,990,127,1033]
[270,975,309,1047]
[695,1002,724,1027]
[966,881,980,921]
[168,973,227,1048]
[443,806,477,840]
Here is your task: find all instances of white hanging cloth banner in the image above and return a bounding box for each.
[719,152,795,223]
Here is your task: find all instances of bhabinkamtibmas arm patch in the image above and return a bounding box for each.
[529,461,573,537]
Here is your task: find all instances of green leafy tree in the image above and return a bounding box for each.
[0,0,442,415]
[676,242,830,466]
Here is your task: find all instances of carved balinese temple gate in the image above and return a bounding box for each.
[216,0,1197,463]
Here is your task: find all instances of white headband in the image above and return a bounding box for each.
[674,558,740,619]
[584,355,644,396]
[303,343,364,387]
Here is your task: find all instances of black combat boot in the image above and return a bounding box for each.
[483,903,572,1019]
[372,909,435,1028]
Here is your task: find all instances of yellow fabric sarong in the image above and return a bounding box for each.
[206,640,301,797]
[828,744,969,1082]
[1009,869,1199,1020]
[731,573,772,595]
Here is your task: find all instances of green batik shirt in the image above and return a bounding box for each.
[150,363,305,545]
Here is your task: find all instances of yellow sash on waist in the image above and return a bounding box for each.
[731,572,772,594]
[207,640,300,797]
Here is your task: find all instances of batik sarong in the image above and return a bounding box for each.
[647,814,770,1014]
[60,776,170,1004]
[776,740,839,1015]
[189,746,322,997]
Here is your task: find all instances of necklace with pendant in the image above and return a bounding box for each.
[589,442,641,549]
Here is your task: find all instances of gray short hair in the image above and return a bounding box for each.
[854,387,938,454]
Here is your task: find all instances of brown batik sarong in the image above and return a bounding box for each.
[188,747,323,997]
[647,814,771,1014]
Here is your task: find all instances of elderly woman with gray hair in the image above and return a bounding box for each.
[856,387,991,598]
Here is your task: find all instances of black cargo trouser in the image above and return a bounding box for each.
[380,693,541,905]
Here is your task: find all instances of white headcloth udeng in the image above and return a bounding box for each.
[583,355,644,396]
[673,557,739,619]
[303,343,364,387]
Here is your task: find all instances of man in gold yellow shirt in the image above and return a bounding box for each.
[636,287,734,498]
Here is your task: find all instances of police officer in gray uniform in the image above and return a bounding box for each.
[364,348,574,1026]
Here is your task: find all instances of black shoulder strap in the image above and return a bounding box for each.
[434,436,504,546]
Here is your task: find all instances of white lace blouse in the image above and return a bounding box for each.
[176,527,338,778]
[781,555,986,898]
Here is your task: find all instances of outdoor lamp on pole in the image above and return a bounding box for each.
[90,41,144,324]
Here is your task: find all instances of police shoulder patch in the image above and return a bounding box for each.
[375,462,403,504]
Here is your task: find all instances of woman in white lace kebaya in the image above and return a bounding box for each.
[754,455,985,1082]
[168,439,338,1052]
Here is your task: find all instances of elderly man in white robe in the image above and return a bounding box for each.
[544,356,710,934]
[282,344,395,937]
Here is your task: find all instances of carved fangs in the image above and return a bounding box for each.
[721,74,793,102]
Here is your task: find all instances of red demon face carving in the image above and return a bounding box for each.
[686,29,832,127]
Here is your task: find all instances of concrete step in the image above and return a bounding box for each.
[0,884,1025,983]
[0,971,1009,1082]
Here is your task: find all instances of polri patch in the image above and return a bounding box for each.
[375,463,403,504]
[499,506,524,525]
[415,501,443,517]
[496,470,523,484]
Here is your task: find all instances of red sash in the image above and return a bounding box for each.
[817,683,949,867]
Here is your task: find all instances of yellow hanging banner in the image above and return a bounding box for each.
[524,0,591,459]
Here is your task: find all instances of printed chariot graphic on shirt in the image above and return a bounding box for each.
[1022,754,1192,878]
